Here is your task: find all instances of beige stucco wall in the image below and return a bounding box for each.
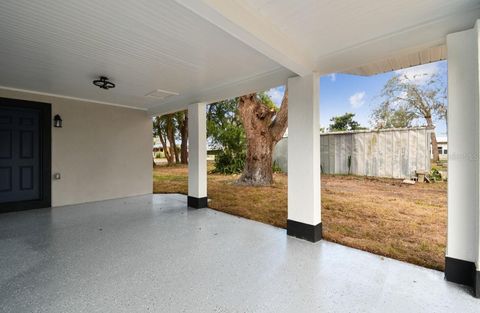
[0,88,152,207]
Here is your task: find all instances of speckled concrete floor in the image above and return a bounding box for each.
[0,194,478,313]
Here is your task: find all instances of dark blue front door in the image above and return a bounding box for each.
[0,98,51,212]
[0,107,41,202]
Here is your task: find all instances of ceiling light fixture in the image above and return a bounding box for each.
[93,76,115,90]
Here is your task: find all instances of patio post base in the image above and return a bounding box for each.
[445,256,479,297]
[476,271,480,298]
[187,196,207,208]
[287,220,322,242]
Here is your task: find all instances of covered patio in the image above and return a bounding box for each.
[1,0,480,309]
[1,194,479,312]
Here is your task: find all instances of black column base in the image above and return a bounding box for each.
[287,220,322,242]
[445,256,479,297]
[476,271,480,298]
[187,196,208,208]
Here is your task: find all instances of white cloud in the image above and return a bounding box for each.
[267,87,285,106]
[395,62,438,85]
[349,91,366,109]
[329,73,336,82]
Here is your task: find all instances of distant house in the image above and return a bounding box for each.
[153,136,169,154]
[429,136,448,161]
[153,136,162,152]
[436,137,448,160]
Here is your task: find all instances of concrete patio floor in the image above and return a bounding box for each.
[0,194,478,313]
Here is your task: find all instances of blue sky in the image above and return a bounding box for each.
[267,60,447,137]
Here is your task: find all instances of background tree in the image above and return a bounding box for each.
[371,72,447,161]
[153,113,180,165]
[371,104,417,129]
[329,113,365,131]
[153,113,188,166]
[237,90,288,186]
[153,116,174,165]
[207,98,246,174]
[174,111,188,164]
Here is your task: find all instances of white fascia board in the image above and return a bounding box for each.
[148,67,294,116]
[174,0,313,77]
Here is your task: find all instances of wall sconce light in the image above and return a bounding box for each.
[53,114,63,128]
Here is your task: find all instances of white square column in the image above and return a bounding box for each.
[445,20,480,297]
[188,103,207,208]
[287,73,322,242]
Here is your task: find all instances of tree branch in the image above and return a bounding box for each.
[269,88,288,143]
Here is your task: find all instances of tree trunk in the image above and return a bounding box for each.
[179,111,188,164]
[431,132,439,162]
[237,91,288,186]
[241,135,274,185]
[173,146,179,164]
[238,94,274,185]
[159,132,173,164]
[166,116,178,164]
[426,116,439,162]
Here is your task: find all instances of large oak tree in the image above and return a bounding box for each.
[237,90,288,186]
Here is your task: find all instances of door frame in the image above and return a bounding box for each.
[0,97,51,212]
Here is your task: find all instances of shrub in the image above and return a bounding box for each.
[272,161,283,173]
[211,150,245,174]
[430,168,442,181]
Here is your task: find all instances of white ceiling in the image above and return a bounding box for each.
[243,1,472,57]
[0,0,479,114]
[238,0,479,74]
[0,0,290,112]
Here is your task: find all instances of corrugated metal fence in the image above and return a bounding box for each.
[273,127,432,179]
